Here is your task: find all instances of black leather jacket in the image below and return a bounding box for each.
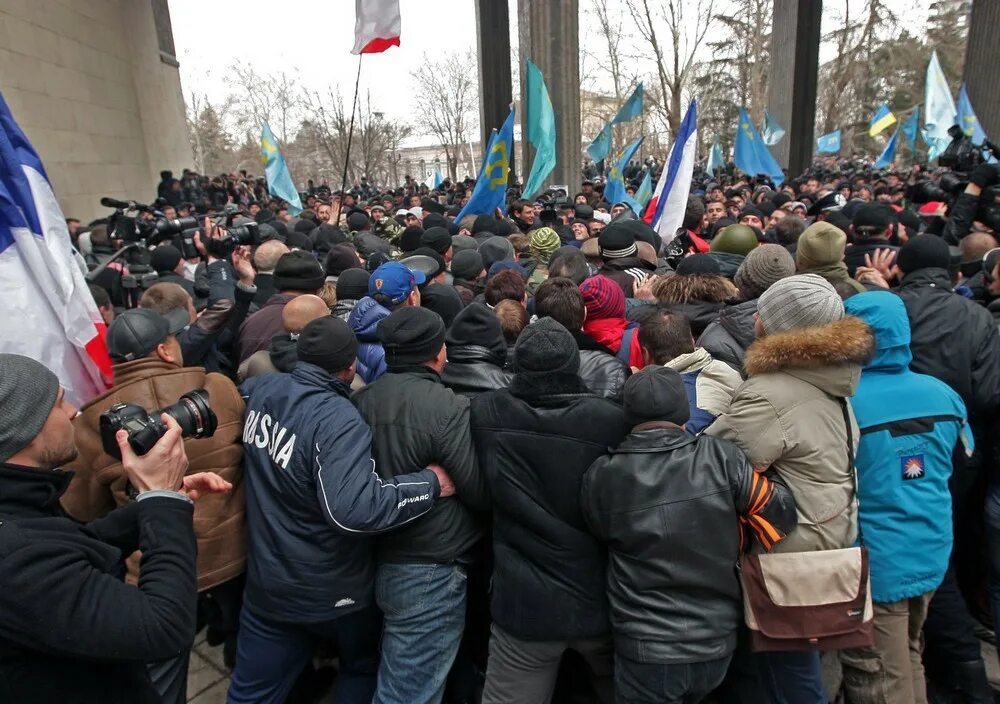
[943,191,981,245]
[572,330,629,403]
[441,345,513,398]
[582,424,797,664]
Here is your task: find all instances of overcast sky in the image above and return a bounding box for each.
[169,0,930,134]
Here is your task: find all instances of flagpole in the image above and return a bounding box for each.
[340,54,364,197]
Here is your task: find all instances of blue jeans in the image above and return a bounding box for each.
[227,604,381,704]
[756,650,826,704]
[615,654,731,704]
[374,562,467,704]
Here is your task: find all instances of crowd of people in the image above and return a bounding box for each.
[3,150,1000,704]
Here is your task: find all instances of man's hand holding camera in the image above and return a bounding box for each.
[116,413,231,501]
[116,413,188,494]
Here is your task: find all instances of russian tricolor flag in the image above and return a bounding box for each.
[644,100,698,247]
[352,0,401,54]
[0,91,109,406]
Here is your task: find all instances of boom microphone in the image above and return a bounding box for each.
[100,197,151,211]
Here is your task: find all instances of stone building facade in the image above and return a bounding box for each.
[0,0,192,223]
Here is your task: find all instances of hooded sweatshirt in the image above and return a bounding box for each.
[844,291,970,603]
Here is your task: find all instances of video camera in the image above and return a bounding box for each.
[910,127,1000,207]
[102,197,201,248]
[938,125,1000,174]
[99,388,217,460]
[102,198,262,258]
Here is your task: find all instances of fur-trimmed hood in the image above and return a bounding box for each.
[744,316,874,397]
[653,274,737,304]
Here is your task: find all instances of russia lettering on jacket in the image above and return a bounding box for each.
[242,409,297,469]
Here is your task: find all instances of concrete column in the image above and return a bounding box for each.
[474,0,514,178]
[767,0,822,175]
[517,0,580,192]
[963,0,1000,142]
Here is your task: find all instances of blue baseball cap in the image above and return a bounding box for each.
[368,261,426,305]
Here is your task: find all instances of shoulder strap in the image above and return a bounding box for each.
[840,398,862,542]
[617,328,634,363]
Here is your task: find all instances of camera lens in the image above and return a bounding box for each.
[160,388,218,440]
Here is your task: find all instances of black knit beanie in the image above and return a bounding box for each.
[297,317,358,374]
[446,302,506,362]
[897,233,951,274]
[273,250,324,292]
[336,268,370,301]
[377,306,446,367]
[399,226,425,253]
[513,318,579,376]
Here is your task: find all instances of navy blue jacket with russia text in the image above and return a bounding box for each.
[239,362,440,623]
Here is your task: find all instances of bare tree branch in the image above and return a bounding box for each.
[409,49,480,181]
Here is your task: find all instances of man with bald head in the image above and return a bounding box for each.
[253,240,291,307]
[238,294,330,382]
[958,231,999,302]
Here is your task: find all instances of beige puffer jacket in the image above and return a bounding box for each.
[707,316,874,553]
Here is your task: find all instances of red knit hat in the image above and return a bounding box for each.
[580,275,625,320]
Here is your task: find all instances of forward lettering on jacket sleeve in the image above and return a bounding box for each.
[313,416,438,534]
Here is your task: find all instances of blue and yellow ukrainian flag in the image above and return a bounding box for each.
[869,104,897,137]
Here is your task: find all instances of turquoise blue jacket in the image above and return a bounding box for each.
[845,292,971,603]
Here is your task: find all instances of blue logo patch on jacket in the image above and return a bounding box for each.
[901,454,925,480]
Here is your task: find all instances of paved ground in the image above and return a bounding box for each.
[187,637,1000,703]
[185,632,229,704]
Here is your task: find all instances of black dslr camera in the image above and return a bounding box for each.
[205,206,261,258]
[99,389,218,460]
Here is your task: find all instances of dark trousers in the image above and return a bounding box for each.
[614,654,731,704]
[984,481,1000,662]
[147,650,191,704]
[709,626,767,703]
[227,604,381,704]
[756,650,826,704]
[923,563,983,665]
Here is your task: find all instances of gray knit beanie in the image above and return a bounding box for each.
[0,354,60,462]
[735,244,797,300]
[756,273,844,335]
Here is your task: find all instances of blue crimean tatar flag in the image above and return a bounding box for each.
[816,130,842,154]
[456,106,516,221]
[260,122,303,214]
[734,107,784,184]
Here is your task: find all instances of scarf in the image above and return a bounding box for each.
[582,318,644,368]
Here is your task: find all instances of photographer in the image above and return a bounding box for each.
[944,163,1000,245]
[0,353,229,703]
[61,307,247,702]
[161,220,259,376]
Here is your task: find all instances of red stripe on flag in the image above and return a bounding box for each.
[359,36,400,54]
[642,196,658,224]
[86,322,113,389]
